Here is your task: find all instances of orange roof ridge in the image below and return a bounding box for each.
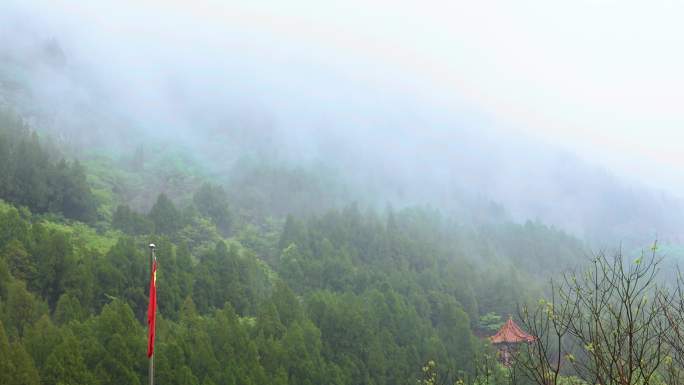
[490,317,535,344]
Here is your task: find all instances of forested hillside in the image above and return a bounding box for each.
[0,108,590,385]
[3,2,684,384]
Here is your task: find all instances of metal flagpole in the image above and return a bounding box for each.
[150,334,154,385]
[149,243,156,385]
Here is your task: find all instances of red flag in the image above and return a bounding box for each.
[147,259,157,358]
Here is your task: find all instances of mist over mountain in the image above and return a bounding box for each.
[4,3,684,385]
[1,2,682,248]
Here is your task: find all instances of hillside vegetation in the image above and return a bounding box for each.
[0,109,590,385]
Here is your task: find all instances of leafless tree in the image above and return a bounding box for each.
[516,280,573,385]
[658,266,684,385]
[514,247,668,385]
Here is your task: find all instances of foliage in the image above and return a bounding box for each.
[0,109,97,222]
[193,182,233,235]
[479,313,504,333]
[515,250,671,385]
[0,110,605,385]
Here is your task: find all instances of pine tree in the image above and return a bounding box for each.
[9,341,41,385]
[23,315,62,377]
[149,193,182,235]
[193,182,232,235]
[43,334,94,385]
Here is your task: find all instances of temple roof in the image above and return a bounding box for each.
[490,317,535,344]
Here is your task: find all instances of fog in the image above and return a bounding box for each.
[1,0,683,246]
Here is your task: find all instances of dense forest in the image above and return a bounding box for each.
[0,107,598,385]
[4,2,684,384]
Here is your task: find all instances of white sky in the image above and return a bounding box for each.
[8,0,684,196]
[228,0,684,196]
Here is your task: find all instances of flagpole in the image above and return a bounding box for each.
[149,243,156,385]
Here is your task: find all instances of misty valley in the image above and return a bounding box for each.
[2,2,684,385]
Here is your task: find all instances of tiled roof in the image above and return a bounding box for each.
[490,317,535,344]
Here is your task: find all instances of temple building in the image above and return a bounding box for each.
[489,316,535,366]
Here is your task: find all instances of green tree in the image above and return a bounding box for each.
[2,280,47,337]
[30,226,75,309]
[91,300,146,385]
[11,133,50,213]
[9,341,41,385]
[0,256,10,298]
[50,159,97,222]
[54,293,87,325]
[193,182,232,235]
[95,237,147,316]
[2,240,35,283]
[478,312,503,332]
[271,280,302,327]
[112,205,153,235]
[148,193,182,235]
[23,315,62,377]
[0,205,30,246]
[0,320,14,384]
[43,333,94,385]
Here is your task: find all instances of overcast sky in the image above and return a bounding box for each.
[5,0,684,197]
